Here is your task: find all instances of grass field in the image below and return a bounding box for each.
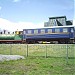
[0,44,75,57]
[0,44,75,75]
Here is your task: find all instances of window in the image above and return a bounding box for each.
[41,29,45,33]
[28,30,32,34]
[48,29,52,33]
[0,32,2,34]
[63,28,68,32]
[55,28,60,33]
[23,31,26,34]
[54,19,56,26]
[20,31,23,34]
[71,28,74,32]
[34,30,38,34]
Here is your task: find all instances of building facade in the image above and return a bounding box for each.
[44,16,73,27]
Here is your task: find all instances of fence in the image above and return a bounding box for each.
[0,44,75,64]
[0,44,75,57]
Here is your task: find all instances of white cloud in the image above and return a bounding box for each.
[0,6,2,10]
[13,0,20,2]
[0,18,44,31]
[0,18,75,32]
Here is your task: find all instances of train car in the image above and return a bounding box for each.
[0,25,75,44]
[23,25,75,44]
[0,31,23,44]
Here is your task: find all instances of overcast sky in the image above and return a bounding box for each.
[0,0,74,31]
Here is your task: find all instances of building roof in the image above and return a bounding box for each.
[49,16,66,19]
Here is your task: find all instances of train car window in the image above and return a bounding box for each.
[20,31,23,34]
[0,32,2,34]
[71,28,74,32]
[8,32,10,34]
[63,28,68,32]
[48,29,52,33]
[34,30,38,34]
[55,28,60,33]
[13,32,14,34]
[23,31,26,34]
[28,30,32,34]
[41,29,45,33]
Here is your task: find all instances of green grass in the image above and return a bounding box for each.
[0,57,75,75]
[0,44,75,75]
[0,44,75,57]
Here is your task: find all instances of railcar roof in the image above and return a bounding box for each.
[23,25,75,30]
[44,25,75,28]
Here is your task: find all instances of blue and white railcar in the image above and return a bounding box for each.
[23,25,75,44]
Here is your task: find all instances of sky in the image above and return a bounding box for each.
[0,0,74,31]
